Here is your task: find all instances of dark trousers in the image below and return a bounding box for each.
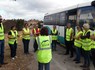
[38,62,50,70]
[22,39,30,54]
[52,40,57,51]
[65,40,74,56]
[75,47,81,62]
[33,39,38,52]
[91,49,95,68]
[0,40,4,64]
[82,50,90,67]
[9,41,17,58]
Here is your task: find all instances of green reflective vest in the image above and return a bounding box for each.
[23,28,30,40]
[74,31,83,48]
[0,23,4,40]
[8,30,17,44]
[36,36,52,63]
[52,29,57,40]
[82,30,92,51]
[66,28,73,41]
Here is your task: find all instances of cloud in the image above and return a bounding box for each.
[0,0,94,20]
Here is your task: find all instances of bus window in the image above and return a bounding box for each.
[59,12,66,26]
[78,6,95,30]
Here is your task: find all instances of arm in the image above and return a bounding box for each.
[34,40,38,52]
[81,32,90,39]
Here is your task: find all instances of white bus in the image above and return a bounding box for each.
[44,1,95,45]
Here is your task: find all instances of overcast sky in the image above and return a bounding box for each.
[0,0,94,20]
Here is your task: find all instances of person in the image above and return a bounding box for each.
[22,23,30,54]
[64,23,74,58]
[0,16,7,67]
[32,24,40,52]
[8,26,18,60]
[90,31,95,68]
[73,26,83,63]
[34,27,52,70]
[80,23,91,70]
[51,25,58,51]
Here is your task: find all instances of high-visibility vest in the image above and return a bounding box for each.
[74,31,83,48]
[66,28,73,41]
[8,30,17,44]
[0,23,4,40]
[23,28,30,40]
[82,29,92,51]
[33,28,40,34]
[36,36,52,63]
[52,29,57,40]
[90,32,95,49]
[14,30,18,43]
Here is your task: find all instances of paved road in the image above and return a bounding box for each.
[28,37,94,70]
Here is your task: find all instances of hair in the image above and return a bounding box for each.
[40,27,48,36]
[24,23,28,27]
[11,26,16,30]
[83,23,90,29]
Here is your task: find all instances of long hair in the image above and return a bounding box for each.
[40,27,48,36]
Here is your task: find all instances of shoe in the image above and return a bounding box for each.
[70,55,73,58]
[12,57,15,60]
[64,53,69,55]
[75,61,80,64]
[73,59,77,61]
[80,65,87,68]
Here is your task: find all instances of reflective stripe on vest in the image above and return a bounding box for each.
[66,28,72,41]
[23,28,30,40]
[82,30,92,51]
[52,29,57,40]
[74,31,82,47]
[8,30,16,44]
[36,36,52,63]
[34,28,40,34]
[0,23,4,40]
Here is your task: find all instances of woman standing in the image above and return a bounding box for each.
[74,26,83,63]
[35,27,52,70]
[8,26,18,60]
[22,23,30,54]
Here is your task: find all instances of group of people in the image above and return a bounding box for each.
[65,23,95,70]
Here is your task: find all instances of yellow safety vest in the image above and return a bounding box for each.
[52,29,57,40]
[36,36,52,63]
[14,30,18,43]
[82,30,92,51]
[0,23,4,40]
[74,31,83,48]
[23,28,30,40]
[8,30,17,44]
[66,28,73,41]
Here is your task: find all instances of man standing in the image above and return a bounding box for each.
[0,16,7,67]
[32,24,40,52]
[64,23,74,58]
[51,25,58,51]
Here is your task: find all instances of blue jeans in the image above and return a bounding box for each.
[75,47,81,62]
[0,40,4,64]
[38,62,50,70]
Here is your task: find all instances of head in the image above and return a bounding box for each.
[33,24,38,29]
[11,26,16,31]
[53,25,56,30]
[40,27,48,36]
[67,23,71,28]
[24,23,28,28]
[0,15,2,23]
[83,23,90,31]
[77,25,82,31]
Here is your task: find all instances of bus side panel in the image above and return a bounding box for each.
[58,26,65,44]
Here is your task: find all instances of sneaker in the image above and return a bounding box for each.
[12,57,15,60]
